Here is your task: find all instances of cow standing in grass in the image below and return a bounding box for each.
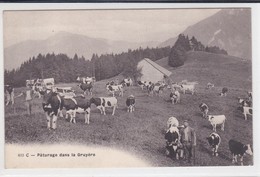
[199,103,209,118]
[238,106,252,120]
[207,132,221,156]
[106,83,124,97]
[170,90,180,104]
[207,115,226,132]
[90,97,118,115]
[78,82,93,95]
[165,126,183,160]
[126,95,135,113]
[62,95,91,124]
[229,139,253,166]
[220,87,228,96]
[40,89,63,130]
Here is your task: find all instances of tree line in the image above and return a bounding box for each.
[5,46,171,87]
[168,34,228,67]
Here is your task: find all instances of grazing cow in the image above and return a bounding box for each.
[207,132,221,156]
[5,85,14,105]
[170,91,180,104]
[41,89,63,130]
[77,76,95,84]
[165,126,182,160]
[206,82,214,89]
[137,81,151,90]
[106,83,124,97]
[220,87,228,96]
[238,106,252,120]
[126,95,135,113]
[78,82,93,95]
[229,139,253,165]
[121,78,133,87]
[199,103,209,118]
[90,97,118,115]
[207,115,226,132]
[179,84,195,95]
[167,117,179,128]
[62,95,91,124]
[238,98,252,107]
[153,82,167,96]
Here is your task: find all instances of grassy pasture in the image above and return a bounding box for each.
[5,51,253,167]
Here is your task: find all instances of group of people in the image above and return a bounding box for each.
[165,120,197,163]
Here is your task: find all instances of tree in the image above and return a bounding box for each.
[168,47,186,67]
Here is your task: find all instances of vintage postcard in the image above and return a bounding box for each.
[3,6,256,172]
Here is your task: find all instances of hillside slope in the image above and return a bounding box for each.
[156,51,252,90]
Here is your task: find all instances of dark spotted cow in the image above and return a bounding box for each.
[170,91,180,104]
[121,78,133,87]
[199,103,209,118]
[146,82,154,96]
[229,139,253,166]
[62,95,91,124]
[78,82,93,95]
[207,132,221,156]
[165,126,182,160]
[126,95,135,112]
[220,87,228,96]
[238,106,252,120]
[90,97,117,115]
[41,89,63,130]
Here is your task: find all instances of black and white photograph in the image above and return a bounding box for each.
[3,7,254,169]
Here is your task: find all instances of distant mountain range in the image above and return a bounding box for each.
[4,31,159,70]
[159,9,251,60]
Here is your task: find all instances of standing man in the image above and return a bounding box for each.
[16,88,34,115]
[180,120,197,163]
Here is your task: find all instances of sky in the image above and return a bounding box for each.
[4,9,220,47]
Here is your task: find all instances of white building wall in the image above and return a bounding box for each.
[137,60,164,83]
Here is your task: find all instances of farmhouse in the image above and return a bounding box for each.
[137,58,172,83]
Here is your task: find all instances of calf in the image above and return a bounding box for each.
[106,83,124,97]
[62,95,91,124]
[238,106,252,120]
[41,89,63,130]
[207,115,226,132]
[207,132,221,156]
[78,82,93,95]
[170,91,180,104]
[126,95,135,113]
[229,139,253,166]
[165,126,182,160]
[167,117,179,128]
[90,97,118,115]
[199,103,209,118]
[179,84,195,95]
[220,87,228,96]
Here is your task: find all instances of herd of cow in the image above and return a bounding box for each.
[5,76,253,166]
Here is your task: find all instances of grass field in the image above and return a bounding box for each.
[5,51,253,167]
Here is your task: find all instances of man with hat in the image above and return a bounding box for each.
[180,120,197,163]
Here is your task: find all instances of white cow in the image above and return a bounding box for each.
[179,84,195,95]
[238,106,252,120]
[207,115,226,132]
[167,117,179,128]
[90,97,118,115]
